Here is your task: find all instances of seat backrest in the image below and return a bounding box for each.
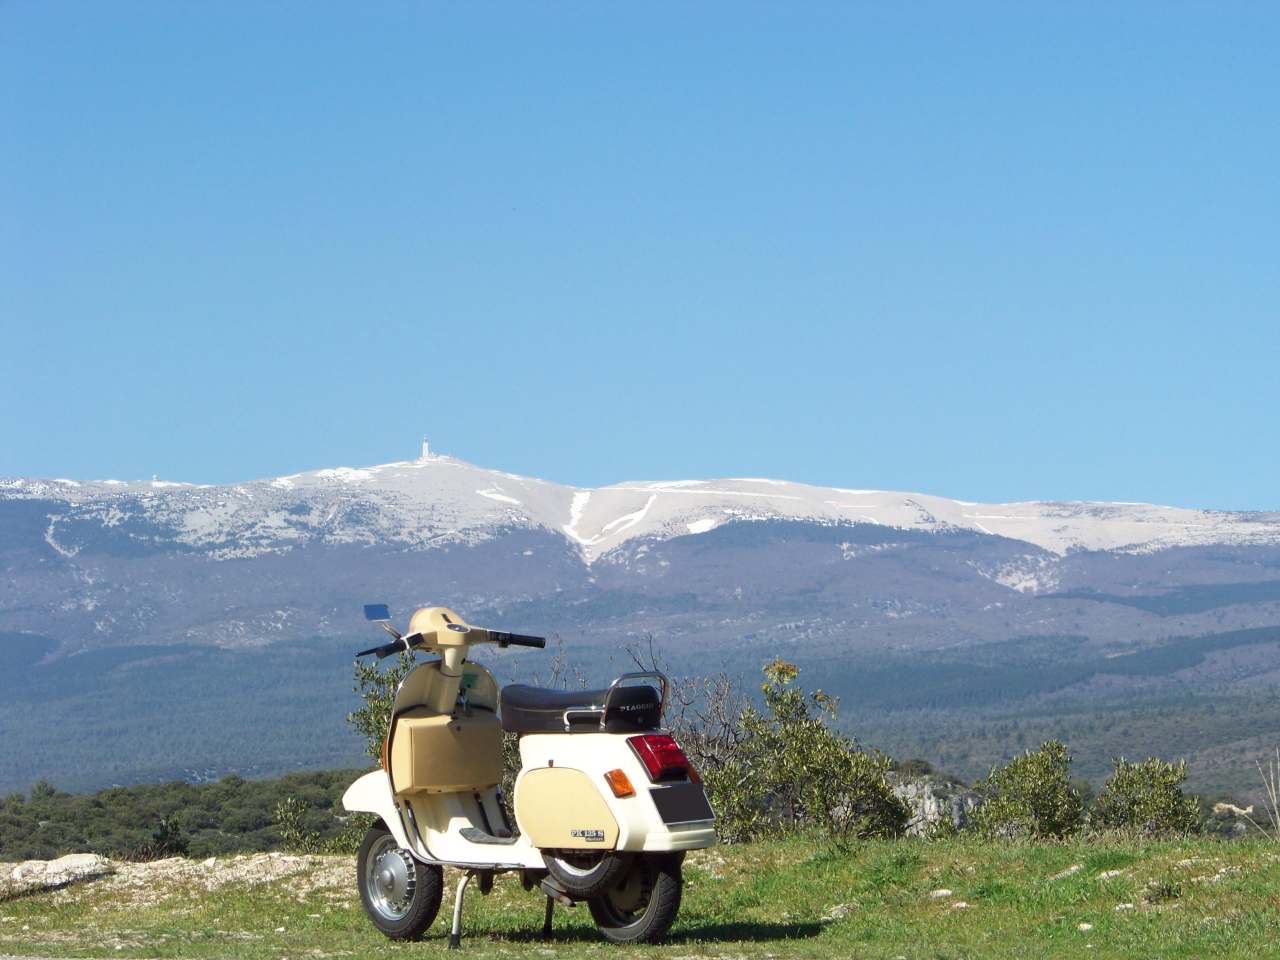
[602,684,662,732]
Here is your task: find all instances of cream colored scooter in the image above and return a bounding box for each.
[342,604,716,947]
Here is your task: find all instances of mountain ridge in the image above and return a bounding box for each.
[6,451,1280,566]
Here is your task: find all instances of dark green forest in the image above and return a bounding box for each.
[5,624,1279,800]
[0,769,368,861]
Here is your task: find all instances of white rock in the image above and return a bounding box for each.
[930,888,953,898]
[1050,864,1083,880]
[1115,903,1135,911]
[952,901,970,909]
[3,854,113,894]
[1078,922,1094,931]
[1097,869,1125,880]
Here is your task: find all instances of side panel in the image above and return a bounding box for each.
[340,769,413,852]
[515,767,620,849]
[516,733,717,853]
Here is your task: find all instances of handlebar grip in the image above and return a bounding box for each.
[491,631,546,649]
[356,640,407,659]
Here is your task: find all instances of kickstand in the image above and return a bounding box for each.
[448,871,474,950]
[541,894,554,940]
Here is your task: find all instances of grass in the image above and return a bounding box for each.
[2,837,1279,959]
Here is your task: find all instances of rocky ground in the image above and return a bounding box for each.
[2,850,350,905]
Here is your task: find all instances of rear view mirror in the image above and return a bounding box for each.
[363,603,392,622]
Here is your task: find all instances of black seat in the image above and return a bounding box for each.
[500,683,661,734]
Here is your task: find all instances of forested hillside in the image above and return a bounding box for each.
[0,769,366,861]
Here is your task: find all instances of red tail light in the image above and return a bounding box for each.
[627,734,691,782]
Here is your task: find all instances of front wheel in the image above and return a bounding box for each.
[587,854,683,944]
[356,825,442,940]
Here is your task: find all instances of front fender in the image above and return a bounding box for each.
[342,769,413,852]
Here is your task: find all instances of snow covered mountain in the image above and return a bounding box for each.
[7,450,1280,567]
[5,446,1280,658]
[5,448,1280,794]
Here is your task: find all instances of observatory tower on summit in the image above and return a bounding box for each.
[420,435,430,460]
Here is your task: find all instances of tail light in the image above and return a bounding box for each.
[627,734,691,783]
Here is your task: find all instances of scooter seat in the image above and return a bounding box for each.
[500,683,661,734]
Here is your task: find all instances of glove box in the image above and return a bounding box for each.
[388,708,503,796]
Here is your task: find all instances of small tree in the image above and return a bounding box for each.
[709,660,907,845]
[274,796,323,853]
[971,740,1083,840]
[1093,757,1200,835]
[151,817,189,857]
[347,650,416,761]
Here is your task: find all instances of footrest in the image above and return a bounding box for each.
[460,826,519,846]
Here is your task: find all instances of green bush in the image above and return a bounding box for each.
[1092,757,1200,835]
[705,660,907,846]
[970,740,1083,840]
[273,795,373,854]
[273,796,323,853]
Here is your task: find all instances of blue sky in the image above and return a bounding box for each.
[3,3,1277,509]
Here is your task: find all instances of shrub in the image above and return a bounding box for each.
[274,796,323,853]
[970,740,1083,840]
[1092,757,1200,835]
[704,660,907,845]
[893,758,935,778]
[274,795,373,854]
[118,816,190,862]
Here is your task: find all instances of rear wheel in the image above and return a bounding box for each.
[356,825,442,940]
[544,849,632,898]
[587,854,683,944]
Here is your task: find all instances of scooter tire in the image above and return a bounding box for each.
[587,854,683,944]
[356,825,442,941]
[543,850,632,899]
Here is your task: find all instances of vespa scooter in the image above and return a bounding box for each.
[342,604,716,947]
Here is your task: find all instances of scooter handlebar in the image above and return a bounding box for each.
[489,631,546,649]
[355,632,426,659]
[356,640,405,660]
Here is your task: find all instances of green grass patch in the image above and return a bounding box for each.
[2,838,1279,959]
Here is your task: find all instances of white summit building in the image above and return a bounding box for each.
[420,435,430,460]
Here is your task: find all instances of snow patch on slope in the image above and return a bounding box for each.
[477,488,521,505]
[562,491,595,545]
[602,495,658,535]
